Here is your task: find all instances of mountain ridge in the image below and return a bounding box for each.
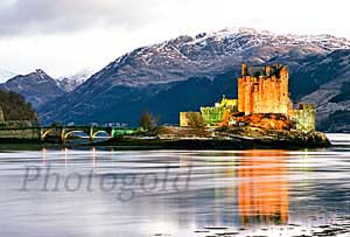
[38,28,350,130]
[0,69,16,83]
[0,69,65,109]
[81,27,350,88]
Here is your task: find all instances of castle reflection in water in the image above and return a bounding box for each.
[176,149,291,228]
[237,151,289,225]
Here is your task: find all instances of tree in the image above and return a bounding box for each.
[139,110,156,130]
[187,112,205,128]
[0,89,39,123]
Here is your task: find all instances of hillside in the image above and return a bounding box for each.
[297,49,350,132]
[0,90,39,122]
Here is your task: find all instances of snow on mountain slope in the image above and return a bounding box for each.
[57,69,95,92]
[82,27,350,88]
[0,69,16,83]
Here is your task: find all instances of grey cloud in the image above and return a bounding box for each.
[0,0,167,37]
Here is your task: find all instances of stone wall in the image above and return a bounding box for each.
[293,104,316,132]
[0,128,41,140]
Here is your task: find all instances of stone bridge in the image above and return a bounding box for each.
[0,126,140,143]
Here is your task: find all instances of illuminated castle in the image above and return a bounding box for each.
[180,63,316,132]
[238,63,292,115]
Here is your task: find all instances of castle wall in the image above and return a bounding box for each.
[238,78,245,112]
[238,65,290,115]
[294,104,316,132]
[200,107,225,126]
[180,112,190,127]
[279,67,290,114]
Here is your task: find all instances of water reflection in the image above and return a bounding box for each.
[2,144,350,237]
[36,149,291,229]
[238,151,289,226]
[42,147,47,165]
[92,147,97,168]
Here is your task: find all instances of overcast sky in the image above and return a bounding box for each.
[0,0,349,78]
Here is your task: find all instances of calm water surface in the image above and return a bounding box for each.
[0,134,350,237]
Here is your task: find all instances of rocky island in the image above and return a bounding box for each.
[96,63,331,150]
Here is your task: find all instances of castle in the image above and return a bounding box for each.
[238,63,292,115]
[180,63,316,132]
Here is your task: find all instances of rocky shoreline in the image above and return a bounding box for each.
[94,126,331,150]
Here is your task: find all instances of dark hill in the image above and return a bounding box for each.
[0,90,39,122]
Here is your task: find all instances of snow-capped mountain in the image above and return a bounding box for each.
[57,69,95,92]
[39,27,350,128]
[83,27,350,87]
[0,69,65,109]
[0,69,16,83]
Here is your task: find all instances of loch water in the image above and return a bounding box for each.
[0,134,350,237]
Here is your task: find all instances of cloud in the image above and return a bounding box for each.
[0,0,167,37]
[0,0,349,77]
[1,0,348,39]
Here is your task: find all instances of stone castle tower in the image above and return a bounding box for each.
[238,63,292,115]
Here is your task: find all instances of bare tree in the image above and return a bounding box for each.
[139,110,156,130]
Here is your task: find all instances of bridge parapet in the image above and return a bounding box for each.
[41,126,141,143]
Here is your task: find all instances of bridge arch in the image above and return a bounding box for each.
[92,131,111,139]
[41,128,56,141]
[64,130,90,140]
